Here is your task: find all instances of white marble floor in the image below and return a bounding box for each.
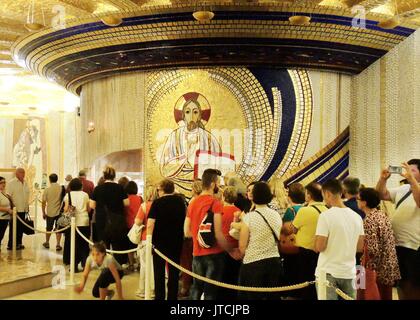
[7,269,142,300]
[0,222,143,300]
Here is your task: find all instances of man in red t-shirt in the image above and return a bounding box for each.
[184,169,237,300]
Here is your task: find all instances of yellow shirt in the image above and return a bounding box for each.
[292,202,328,251]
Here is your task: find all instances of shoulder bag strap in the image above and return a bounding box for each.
[4,193,14,209]
[68,191,72,207]
[255,210,279,243]
[395,190,412,209]
[290,206,297,218]
[311,205,322,214]
[60,186,66,201]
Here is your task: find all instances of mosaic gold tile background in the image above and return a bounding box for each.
[350,29,420,188]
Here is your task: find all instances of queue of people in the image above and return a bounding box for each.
[0,158,419,301]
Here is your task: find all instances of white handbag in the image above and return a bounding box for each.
[128,223,144,244]
[229,227,240,240]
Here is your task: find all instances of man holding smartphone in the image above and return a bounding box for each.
[376,159,420,300]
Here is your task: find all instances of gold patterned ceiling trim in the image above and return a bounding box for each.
[19,20,405,77]
[9,1,420,41]
[10,2,419,60]
[103,0,142,10]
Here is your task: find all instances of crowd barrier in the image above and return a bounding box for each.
[10,208,354,300]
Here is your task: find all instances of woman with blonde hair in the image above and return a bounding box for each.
[268,178,288,219]
[190,179,202,205]
[227,176,251,213]
[134,184,158,298]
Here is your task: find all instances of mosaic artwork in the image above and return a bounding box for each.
[283,127,350,188]
[145,67,313,194]
[0,118,47,202]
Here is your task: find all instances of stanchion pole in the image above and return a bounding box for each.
[138,245,142,295]
[12,207,17,259]
[145,234,152,300]
[318,270,327,300]
[69,217,76,285]
[34,192,39,233]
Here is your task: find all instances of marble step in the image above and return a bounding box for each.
[0,272,54,299]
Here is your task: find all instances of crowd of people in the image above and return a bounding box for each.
[0,158,418,301]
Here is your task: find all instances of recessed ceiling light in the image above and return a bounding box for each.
[193,11,215,22]
[24,23,45,32]
[289,16,311,26]
[101,16,123,27]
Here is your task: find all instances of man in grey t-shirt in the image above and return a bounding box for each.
[42,173,65,250]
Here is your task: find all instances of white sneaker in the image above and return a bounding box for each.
[106,289,115,300]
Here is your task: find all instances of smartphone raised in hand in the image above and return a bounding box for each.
[388,165,403,174]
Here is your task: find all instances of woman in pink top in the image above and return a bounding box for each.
[125,181,142,271]
[134,185,158,298]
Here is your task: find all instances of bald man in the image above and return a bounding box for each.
[7,168,30,250]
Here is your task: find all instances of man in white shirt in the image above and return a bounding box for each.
[7,168,30,250]
[376,159,420,300]
[314,179,364,300]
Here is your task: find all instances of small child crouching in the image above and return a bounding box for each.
[74,241,124,300]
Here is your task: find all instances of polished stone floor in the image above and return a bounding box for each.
[0,234,60,284]
[1,232,142,300]
[8,269,140,300]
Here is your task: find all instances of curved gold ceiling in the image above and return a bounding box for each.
[1,1,419,72]
[0,0,419,116]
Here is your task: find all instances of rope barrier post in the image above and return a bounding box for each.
[318,270,327,300]
[12,207,17,259]
[69,217,76,285]
[34,191,39,233]
[145,234,152,300]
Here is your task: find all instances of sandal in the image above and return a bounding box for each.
[56,245,62,251]
[42,242,50,249]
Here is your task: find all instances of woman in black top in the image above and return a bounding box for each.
[90,166,129,265]
[147,179,186,300]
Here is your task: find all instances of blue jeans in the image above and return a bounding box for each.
[190,253,225,300]
[317,273,356,300]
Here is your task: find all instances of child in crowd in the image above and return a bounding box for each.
[74,242,124,300]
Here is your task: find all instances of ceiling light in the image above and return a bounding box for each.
[101,16,123,27]
[193,11,215,22]
[24,23,45,32]
[377,17,400,29]
[289,15,311,26]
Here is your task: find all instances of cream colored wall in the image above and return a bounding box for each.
[0,118,14,168]
[78,73,146,171]
[350,29,420,187]
[302,71,351,163]
[40,111,78,184]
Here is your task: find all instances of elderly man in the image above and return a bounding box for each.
[7,168,30,250]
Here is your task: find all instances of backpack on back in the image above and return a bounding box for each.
[197,201,216,249]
